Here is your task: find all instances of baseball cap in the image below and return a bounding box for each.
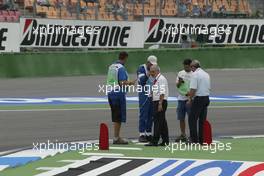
[147,55,157,65]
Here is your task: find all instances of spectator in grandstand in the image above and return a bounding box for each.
[256,10,263,18]
[145,65,169,147]
[0,3,9,10]
[178,1,188,17]
[113,0,127,20]
[37,0,51,7]
[80,4,88,14]
[175,59,192,143]
[201,4,212,17]
[186,0,191,4]
[226,0,231,6]
[107,52,136,145]
[192,3,200,17]
[83,0,98,6]
[66,0,75,15]
[206,4,212,17]
[219,4,226,14]
[137,56,157,143]
[106,0,114,15]
[201,5,207,17]
[137,0,148,4]
[188,60,210,144]
[55,0,64,9]
[1,0,15,10]
[161,0,166,9]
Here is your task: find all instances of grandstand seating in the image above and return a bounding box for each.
[0,10,20,22]
[0,0,21,22]
[0,0,253,21]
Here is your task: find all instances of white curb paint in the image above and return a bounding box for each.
[57,160,81,163]
[35,156,103,176]
[5,149,66,159]
[0,105,264,112]
[78,159,131,176]
[0,165,9,171]
[81,153,124,157]
[36,167,59,171]
[121,158,168,176]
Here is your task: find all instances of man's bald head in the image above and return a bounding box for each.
[191,60,201,71]
[150,64,160,72]
[191,60,201,68]
[150,64,160,77]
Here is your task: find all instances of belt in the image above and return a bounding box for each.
[153,100,168,102]
[195,96,209,97]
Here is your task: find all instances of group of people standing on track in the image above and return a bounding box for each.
[106,51,211,146]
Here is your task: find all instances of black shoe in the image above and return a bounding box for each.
[146,135,152,142]
[145,142,158,146]
[138,135,148,143]
[158,141,169,146]
[175,134,188,142]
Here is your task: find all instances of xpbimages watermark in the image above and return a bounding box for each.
[164,141,232,154]
[32,25,101,37]
[32,140,99,153]
[98,83,165,95]
[164,24,232,38]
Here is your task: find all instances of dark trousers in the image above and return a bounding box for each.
[152,100,169,144]
[138,92,153,133]
[188,96,210,144]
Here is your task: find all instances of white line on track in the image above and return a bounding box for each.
[58,160,81,163]
[36,167,59,171]
[220,135,264,139]
[0,105,263,112]
[109,146,142,151]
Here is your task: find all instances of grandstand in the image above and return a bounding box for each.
[0,0,20,22]
[32,0,252,20]
[0,0,258,22]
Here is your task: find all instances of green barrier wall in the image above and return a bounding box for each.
[0,47,264,78]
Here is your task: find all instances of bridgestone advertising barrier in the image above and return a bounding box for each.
[20,18,144,48]
[0,23,20,53]
[1,17,264,52]
[144,18,264,45]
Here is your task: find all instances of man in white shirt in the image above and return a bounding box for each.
[175,59,192,142]
[187,60,211,144]
[145,65,169,146]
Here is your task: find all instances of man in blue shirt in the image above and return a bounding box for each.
[137,55,157,142]
[107,51,135,145]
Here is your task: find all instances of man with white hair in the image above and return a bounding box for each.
[188,60,211,144]
[145,65,169,146]
[137,55,157,142]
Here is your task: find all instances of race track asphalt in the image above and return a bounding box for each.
[0,69,263,152]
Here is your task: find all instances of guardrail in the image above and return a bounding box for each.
[1,47,264,78]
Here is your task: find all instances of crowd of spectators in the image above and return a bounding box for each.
[105,0,128,20]
[0,0,20,22]
[178,0,212,17]
[1,0,260,21]
[0,0,16,10]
